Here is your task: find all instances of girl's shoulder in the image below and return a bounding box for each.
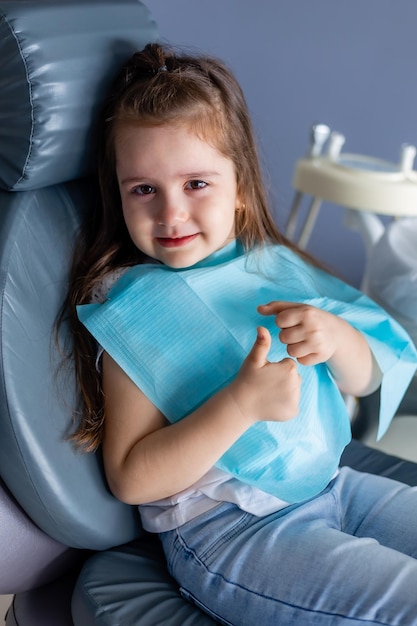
[90,268,130,304]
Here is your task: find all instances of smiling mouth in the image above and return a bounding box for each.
[156,234,198,248]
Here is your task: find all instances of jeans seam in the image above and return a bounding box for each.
[174,531,396,626]
[199,511,253,561]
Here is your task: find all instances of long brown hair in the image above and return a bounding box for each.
[64,42,314,451]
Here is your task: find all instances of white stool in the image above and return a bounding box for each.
[286,124,417,433]
[286,123,417,251]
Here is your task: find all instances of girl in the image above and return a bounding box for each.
[70,43,417,625]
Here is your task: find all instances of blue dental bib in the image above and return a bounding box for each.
[78,242,417,503]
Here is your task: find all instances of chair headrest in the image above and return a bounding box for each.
[0,0,158,191]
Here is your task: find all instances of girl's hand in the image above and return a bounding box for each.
[257,301,382,396]
[258,301,339,366]
[229,326,301,424]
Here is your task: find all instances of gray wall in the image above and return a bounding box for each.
[144,0,417,286]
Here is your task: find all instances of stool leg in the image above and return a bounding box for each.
[285,191,304,240]
[298,197,323,249]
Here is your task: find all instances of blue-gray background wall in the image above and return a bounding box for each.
[144,0,417,287]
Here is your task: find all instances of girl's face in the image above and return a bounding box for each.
[115,123,240,268]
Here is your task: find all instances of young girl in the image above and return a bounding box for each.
[70,43,417,625]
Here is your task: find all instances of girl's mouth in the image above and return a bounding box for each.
[156,234,198,248]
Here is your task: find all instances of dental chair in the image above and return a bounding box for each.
[1,3,417,625]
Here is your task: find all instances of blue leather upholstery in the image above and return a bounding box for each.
[0,0,158,551]
[0,181,146,549]
[0,2,159,622]
[0,0,157,191]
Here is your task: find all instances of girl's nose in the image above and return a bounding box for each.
[156,194,188,226]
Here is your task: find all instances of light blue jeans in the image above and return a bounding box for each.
[159,467,417,625]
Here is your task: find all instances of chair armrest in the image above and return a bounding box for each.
[0,478,83,594]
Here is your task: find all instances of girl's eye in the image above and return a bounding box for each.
[186,180,207,190]
[133,184,155,196]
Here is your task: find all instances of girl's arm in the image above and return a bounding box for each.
[102,327,301,505]
[258,301,382,397]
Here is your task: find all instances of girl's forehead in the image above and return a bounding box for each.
[113,108,226,146]
[114,119,227,160]
[114,122,236,180]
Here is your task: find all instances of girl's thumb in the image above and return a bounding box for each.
[249,326,271,366]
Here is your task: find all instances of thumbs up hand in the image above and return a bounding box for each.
[229,326,301,424]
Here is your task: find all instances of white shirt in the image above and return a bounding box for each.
[139,467,288,532]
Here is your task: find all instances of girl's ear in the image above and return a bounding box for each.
[235,184,246,213]
[235,191,244,212]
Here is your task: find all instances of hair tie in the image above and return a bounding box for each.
[148,64,168,77]
[125,64,168,83]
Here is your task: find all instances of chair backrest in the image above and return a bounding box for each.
[0,0,158,550]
